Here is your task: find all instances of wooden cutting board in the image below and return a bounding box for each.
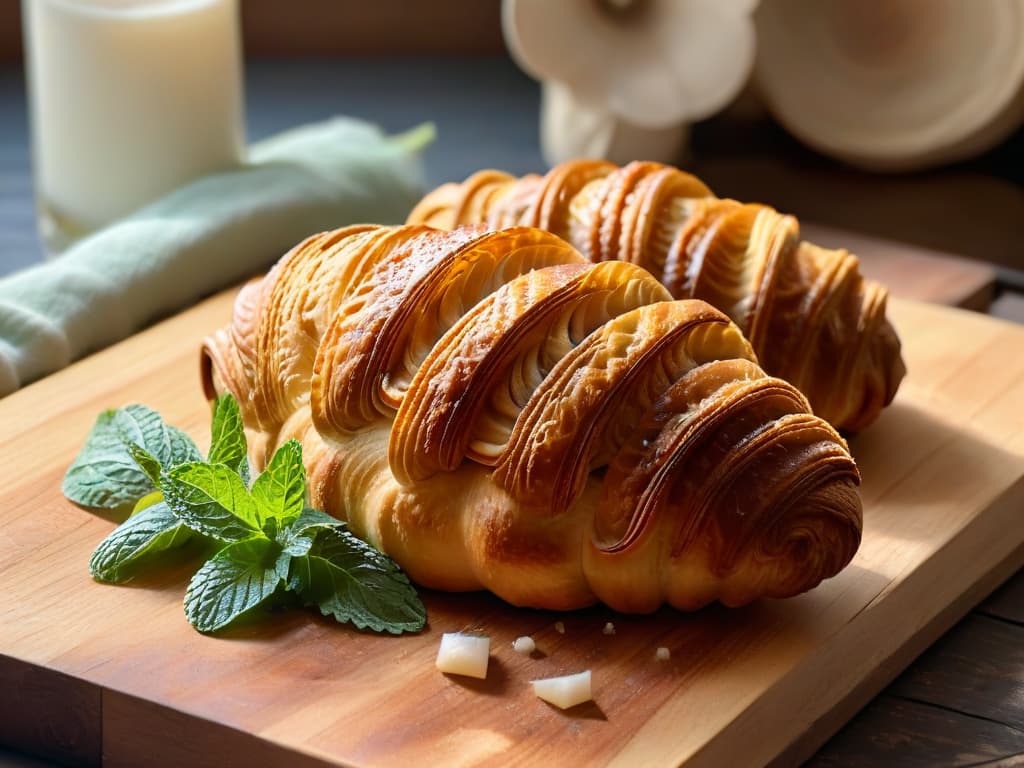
[0,290,1022,768]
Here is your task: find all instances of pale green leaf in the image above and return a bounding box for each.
[112,405,202,467]
[128,443,162,486]
[63,405,201,510]
[162,463,261,543]
[131,490,165,516]
[251,440,306,529]
[207,394,250,485]
[89,501,192,583]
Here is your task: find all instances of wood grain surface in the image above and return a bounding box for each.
[0,289,1022,767]
[983,577,1024,625]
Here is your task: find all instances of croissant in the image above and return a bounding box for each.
[407,160,906,432]
[201,225,862,612]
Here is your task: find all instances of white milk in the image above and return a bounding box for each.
[22,0,245,251]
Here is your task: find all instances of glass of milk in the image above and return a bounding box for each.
[22,0,245,253]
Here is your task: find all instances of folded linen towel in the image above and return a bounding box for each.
[0,118,434,397]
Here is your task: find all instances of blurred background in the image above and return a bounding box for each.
[0,0,1021,314]
[0,3,1022,766]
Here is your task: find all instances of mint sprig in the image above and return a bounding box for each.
[62,405,201,511]
[64,394,426,636]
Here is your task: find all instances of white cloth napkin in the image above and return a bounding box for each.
[0,118,433,396]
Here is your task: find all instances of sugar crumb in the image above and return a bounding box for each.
[512,636,536,654]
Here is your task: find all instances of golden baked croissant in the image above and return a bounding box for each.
[407,160,906,432]
[201,224,862,612]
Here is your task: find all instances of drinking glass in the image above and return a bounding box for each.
[21,0,245,253]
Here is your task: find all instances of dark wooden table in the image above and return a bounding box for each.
[1,56,1021,767]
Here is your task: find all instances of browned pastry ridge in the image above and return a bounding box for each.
[407,160,907,432]
[201,225,863,612]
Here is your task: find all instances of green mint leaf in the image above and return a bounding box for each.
[288,506,344,534]
[113,404,203,467]
[63,410,157,510]
[184,538,287,633]
[131,490,165,516]
[128,444,162,486]
[166,425,204,466]
[207,394,250,485]
[288,526,425,635]
[63,405,202,510]
[278,507,345,558]
[162,463,262,543]
[89,501,192,583]
[281,532,314,559]
[251,440,306,529]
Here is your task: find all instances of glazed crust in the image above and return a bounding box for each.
[407,160,906,431]
[202,225,862,612]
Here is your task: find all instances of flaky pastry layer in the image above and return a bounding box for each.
[408,160,906,431]
[202,225,862,611]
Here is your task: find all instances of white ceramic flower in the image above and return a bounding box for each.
[754,0,1024,171]
[539,80,690,166]
[504,0,760,129]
